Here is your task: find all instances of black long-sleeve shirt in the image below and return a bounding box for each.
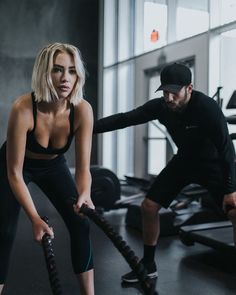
[94,90,236,194]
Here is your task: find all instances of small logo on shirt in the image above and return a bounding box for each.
[185,125,198,130]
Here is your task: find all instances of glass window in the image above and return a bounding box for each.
[219,29,236,145]
[116,63,134,178]
[103,0,117,66]
[102,64,134,177]
[176,0,209,40]
[210,0,236,28]
[118,0,134,61]
[220,29,236,113]
[135,0,167,55]
[147,73,169,175]
[102,69,117,170]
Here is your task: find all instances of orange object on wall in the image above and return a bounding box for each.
[150,29,159,42]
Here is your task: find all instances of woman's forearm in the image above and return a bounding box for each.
[8,173,39,222]
[75,169,92,196]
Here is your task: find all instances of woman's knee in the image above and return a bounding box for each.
[67,215,91,237]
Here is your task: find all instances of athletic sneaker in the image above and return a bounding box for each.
[121,260,158,283]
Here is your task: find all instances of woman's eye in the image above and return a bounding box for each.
[69,69,77,75]
[52,67,63,73]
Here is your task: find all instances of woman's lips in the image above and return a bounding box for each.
[58,85,70,91]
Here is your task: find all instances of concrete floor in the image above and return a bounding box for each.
[2,183,236,294]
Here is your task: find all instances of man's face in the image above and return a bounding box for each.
[163,84,193,112]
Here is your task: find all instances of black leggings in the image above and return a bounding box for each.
[0,153,93,284]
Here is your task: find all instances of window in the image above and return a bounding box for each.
[134,0,167,55]
[101,63,134,177]
[219,29,236,140]
[210,0,236,28]
[118,0,134,61]
[116,63,134,177]
[102,69,117,170]
[176,0,209,40]
[147,74,165,175]
[103,0,117,66]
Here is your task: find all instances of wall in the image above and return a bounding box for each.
[0,0,99,165]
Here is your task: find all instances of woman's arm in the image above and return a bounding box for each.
[6,95,53,241]
[73,99,94,212]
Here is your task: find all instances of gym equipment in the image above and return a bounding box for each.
[79,204,157,295]
[41,216,63,295]
[90,166,121,211]
[125,183,225,236]
[226,90,236,109]
[90,167,150,212]
[179,221,236,256]
[212,86,223,108]
[179,206,236,256]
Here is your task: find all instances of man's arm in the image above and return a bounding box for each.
[93,98,161,134]
[203,100,236,194]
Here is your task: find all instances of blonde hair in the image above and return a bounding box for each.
[31,43,85,105]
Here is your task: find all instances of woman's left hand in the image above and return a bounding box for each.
[73,194,95,214]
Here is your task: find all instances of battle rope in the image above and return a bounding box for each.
[41,216,63,295]
[79,204,157,295]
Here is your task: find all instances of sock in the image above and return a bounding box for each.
[143,244,156,264]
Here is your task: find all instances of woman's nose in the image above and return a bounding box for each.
[61,70,69,81]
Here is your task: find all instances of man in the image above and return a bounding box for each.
[93,63,236,282]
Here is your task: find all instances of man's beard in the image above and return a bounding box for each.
[166,89,189,113]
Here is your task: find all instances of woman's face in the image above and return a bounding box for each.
[51,51,78,100]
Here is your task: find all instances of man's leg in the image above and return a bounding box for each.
[122,156,190,283]
[141,198,162,245]
[121,197,160,283]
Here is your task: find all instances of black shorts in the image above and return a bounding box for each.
[146,155,225,209]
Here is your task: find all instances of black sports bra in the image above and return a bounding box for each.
[25,93,74,155]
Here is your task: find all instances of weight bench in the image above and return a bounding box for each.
[179,221,236,256]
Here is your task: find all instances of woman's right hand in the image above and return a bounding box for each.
[31,217,54,242]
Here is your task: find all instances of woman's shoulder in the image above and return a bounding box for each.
[11,92,33,116]
[73,98,93,129]
[74,98,93,114]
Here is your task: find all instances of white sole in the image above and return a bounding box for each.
[122,271,158,283]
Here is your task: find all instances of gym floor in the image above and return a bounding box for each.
[2,183,236,295]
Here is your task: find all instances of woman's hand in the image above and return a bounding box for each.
[73,194,95,214]
[32,217,54,242]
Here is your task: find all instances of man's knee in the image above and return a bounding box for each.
[141,198,162,216]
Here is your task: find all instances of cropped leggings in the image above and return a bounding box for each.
[0,154,93,284]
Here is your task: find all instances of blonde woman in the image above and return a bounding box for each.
[0,43,95,295]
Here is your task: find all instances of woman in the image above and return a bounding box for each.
[0,43,95,294]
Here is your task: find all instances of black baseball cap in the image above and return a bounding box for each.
[155,63,192,93]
